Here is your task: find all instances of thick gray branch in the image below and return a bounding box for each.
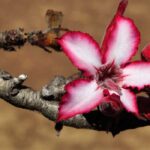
[0,69,150,136]
[0,70,94,130]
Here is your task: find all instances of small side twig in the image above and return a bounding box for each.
[0,9,69,52]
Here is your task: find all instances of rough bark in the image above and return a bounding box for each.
[0,70,150,136]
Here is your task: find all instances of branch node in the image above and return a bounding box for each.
[13,74,27,85]
[6,74,27,96]
[41,76,66,100]
[0,70,12,80]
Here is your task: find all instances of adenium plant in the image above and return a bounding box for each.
[57,0,150,121]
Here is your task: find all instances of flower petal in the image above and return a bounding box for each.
[104,88,138,114]
[58,79,103,121]
[122,62,150,89]
[120,88,138,114]
[58,32,102,76]
[101,0,140,66]
[141,44,150,61]
[102,16,140,66]
[101,0,128,54]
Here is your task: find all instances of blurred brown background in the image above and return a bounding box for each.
[0,0,149,149]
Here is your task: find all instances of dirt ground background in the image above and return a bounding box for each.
[0,0,150,149]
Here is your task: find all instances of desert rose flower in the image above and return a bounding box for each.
[57,0,150,121]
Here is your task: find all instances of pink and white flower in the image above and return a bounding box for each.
[57,0,150,121]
